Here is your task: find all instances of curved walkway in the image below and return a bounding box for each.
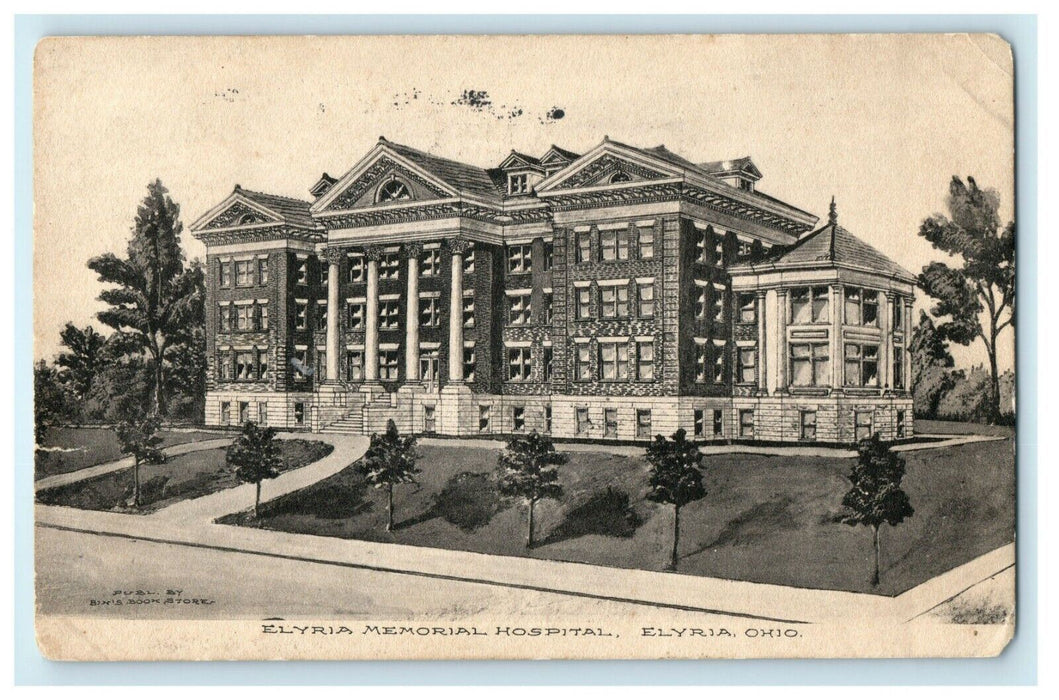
[34,438,234,492]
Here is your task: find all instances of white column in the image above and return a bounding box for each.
[831,284,843,391]
[882,292,894,390]
[325,250,341,382]
[364,250,380,382]
[756,291,767,393]
[904,298,913,391]
[405,244,421,382]
[448,240,466,383]
[776,289,788,391]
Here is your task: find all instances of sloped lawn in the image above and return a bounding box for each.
[36,439,333,514]
[229,436,1015,595]
[35,426,226,480]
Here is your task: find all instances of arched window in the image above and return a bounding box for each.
[609,171,631,184]
[376,178,412,203]
[238,213,257,225]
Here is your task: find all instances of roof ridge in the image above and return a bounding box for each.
[236,186,312,206]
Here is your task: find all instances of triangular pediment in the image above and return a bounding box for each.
[499,151,542,171]
[195,195,282,231]
[536,141,683,193]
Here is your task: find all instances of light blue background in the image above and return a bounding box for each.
[13,14,1037,686]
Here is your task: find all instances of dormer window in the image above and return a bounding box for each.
[376,178,412,203]
[739,179,754,192]
[609,171,631,184]
[508,173,529,195]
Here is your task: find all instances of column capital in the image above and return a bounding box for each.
[323,246,345,265]
[402,242,424,259]
[447,237,473,255]
[364,245,385,262]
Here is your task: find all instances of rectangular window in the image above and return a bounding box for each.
[695,344,709,383]
[346,350,364,381]
[790,343,831,387]
[844,343,880,387]
[738,293,757,323]
[239,401,250,424]
[713,409,724,437]
[219,261,232,287]
[896,410,907,438]
[576,407,590,434]
[235,351,255,380]
[599,342,630,381]
[295,301,308,330]
[294,402,305,425]
[844,287,879,327]
[347,254,365,283]
[695,229,707,262]
[256,303,269,331]
[575,344,592,381]
[694,409,706,437]
[543,292,553,325]
[600,227,630,261]
[696,287,709,320]
[257,349,269,380]
[637,341,655,380]
[295,259,308,285]
[423,405,436,433]
[543,346,554,381]
[379,253,400,280]
[463,346,476,382]
[544,405,552,434]
[637,282,654,318]
[258,402,268,426]
[218,304,231,332]
[576,230,591,263]
[543,243,553,272]
[315,302,327,331]
[737,347,756,384]
[710,285,724,323]
[320,263,329,287]
[800,410,817,441]
[508,348,532,382]
[576,287,592,319]
[463,245,475,274]
[855,410,874,442]
[638,226,655,259]
[508,173,528,194]
[257,258,269,285]
[420,297,441,327]
[636,409,652,439]
[893,297,904,330]
[347,302,365,329]
[513,406,526,432]
[419,347,439,382]
[604,409,619,438]
[463,294,475,328]
[893,346,905,389]
[508,294,532,325]
[738,240,753,259]
[235,305,252,331]
[379,349,399,380]
[713,232,725,265]
[479,405,491,432]
[317,350,326,377]
[712,342,726,384]
[292,349,309,380]
[739,409,755,438]
[508,244,532,274]
[600,285,629,318]
[235,260,253,287]
[379,300,400,330]
[220,401,231,425]
[217,351,232,381]
[421,248,441,277]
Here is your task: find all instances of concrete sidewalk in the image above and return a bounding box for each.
[35,438,234,492]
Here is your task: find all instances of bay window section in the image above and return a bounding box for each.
[736,347,757,384]
[790,286,829,324]
[844,287,879,327]
[844,343,879,387]
[789,342,831,387]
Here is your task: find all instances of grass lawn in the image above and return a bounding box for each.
[914,419,1015,438]
[35,426,227,480]
[36,439,333,513]
[232,437,1014,595]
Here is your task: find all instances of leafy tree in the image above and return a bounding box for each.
[357,419,421,531]
[645,428,707,571]
[917,176,1015,423]
[839,434,915,587]
[909,311,960,419]
[496,430,567,547]
[88,180,201,416]
[87,347,154,423]
[55,323,107,404]
[114,414,166,508]
[227,421,282,518]
[34,360,69,445]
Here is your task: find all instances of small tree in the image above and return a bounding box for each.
[227,421,282,518]
[496,431,567,548]
[357,420,420,531]
[114,415,166,508]
[840,434,915,587]
[34,360,69,446]
[645,429,707,571]
[56,323,107,403]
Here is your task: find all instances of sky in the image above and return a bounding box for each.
[33,34,1015,371]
